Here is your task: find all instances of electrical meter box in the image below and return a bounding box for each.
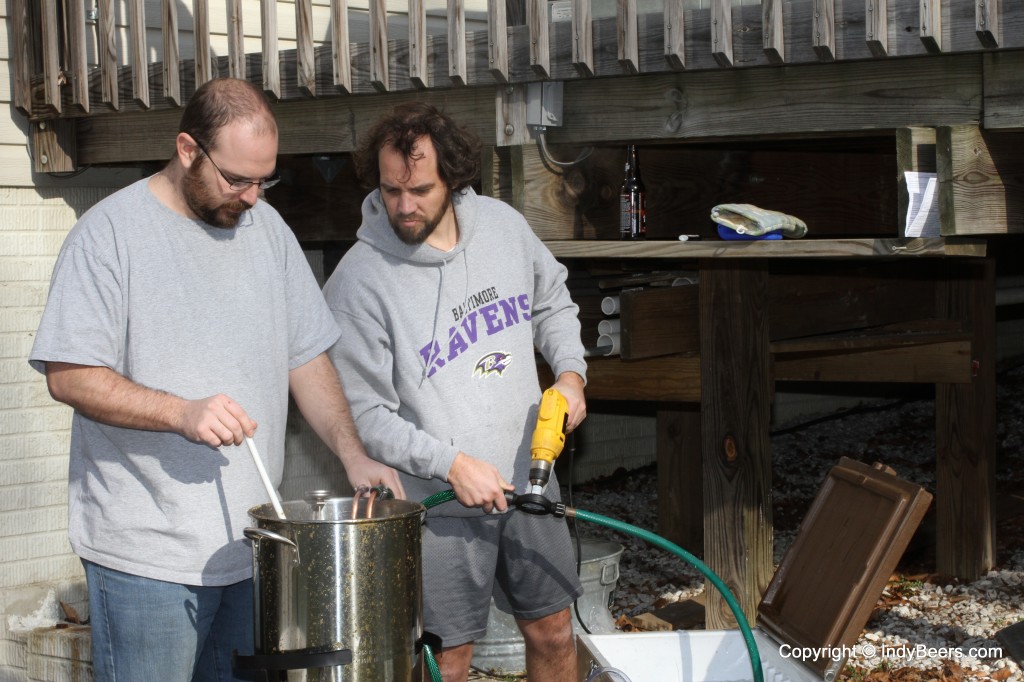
[577,457,933,682]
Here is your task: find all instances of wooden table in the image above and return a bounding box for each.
[545,237,995,629]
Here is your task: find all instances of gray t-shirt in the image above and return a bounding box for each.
[29,177,339,586]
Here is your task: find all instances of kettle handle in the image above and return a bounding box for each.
[244,527,300,565]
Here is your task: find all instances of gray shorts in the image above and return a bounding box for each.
[421,511,584,648]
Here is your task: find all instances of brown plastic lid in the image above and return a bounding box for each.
[757,456,933,679]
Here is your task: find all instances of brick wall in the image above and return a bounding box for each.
[0,186,124,681]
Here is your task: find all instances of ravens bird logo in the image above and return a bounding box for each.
[474,351,512,377]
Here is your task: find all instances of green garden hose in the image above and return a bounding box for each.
[421,642,442,682]
[419,489,764,682]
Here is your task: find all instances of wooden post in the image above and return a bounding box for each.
[711,0,733,67]
[332,0,353,93]
[163,0,181,106]
[920,0,942,53]
[9,0,32,114]
[937,125,1024,236]
[262,0,281,100]
[193,0,213,88]
[617,0,639,74]
[97,0,119,109]
[572,0,594,77]
[227,0,245,80]
[66,0,90,112]
[935,258,996,580]
[370,0,389,91]
[296,0,316,96]
[812,0,836,62]
[40,0,62,114]
[896,126,937,239]
[699,261,773,630]
[657,407,703,553]
[866,0,889,57]
[449,0,468,86]
[977,0,1000,48]
[763,0,784,64]
[488,0,509,83]
[527,0,550,78]
[664,0,685,70]
[32,119,77,174]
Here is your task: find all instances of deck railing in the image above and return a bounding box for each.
[10,0,1021,122]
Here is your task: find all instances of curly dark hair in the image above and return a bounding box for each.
[353,102,481,191]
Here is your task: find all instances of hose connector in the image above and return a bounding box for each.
[504,491,567,517]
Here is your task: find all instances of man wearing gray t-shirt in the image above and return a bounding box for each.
[29,78,403,682]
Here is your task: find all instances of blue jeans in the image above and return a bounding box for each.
[83,560,257,682]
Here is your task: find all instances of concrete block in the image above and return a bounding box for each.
[0,664,31,682]
[27,627,90,663]
[27,654,92,682]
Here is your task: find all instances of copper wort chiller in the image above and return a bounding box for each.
[237,490,425,681]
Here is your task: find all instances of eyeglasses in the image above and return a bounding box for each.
[191,137,280,192]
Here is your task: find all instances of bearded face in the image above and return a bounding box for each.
[386,187,452,245]
[182,155,253,229]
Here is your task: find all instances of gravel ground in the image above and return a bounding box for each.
[471,359,1024,681]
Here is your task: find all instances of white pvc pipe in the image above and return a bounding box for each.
[597,332,621,357]
[246,436,286,519]
[601,296,620,316]
[598,318,621,336]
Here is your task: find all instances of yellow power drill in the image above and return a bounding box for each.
[528,388,569,495]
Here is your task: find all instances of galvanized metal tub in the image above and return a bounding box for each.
[244,495,424,681]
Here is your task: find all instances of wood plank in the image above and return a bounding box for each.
[763,0,785,63]
[711,0,733,67]
[262,0,281,99]
[619,284,699,359]
[331,0,352,93]
[812,0,836,62]
[657,407,703,553]
[97,0,119,109]
[920,0,942,52]
[162,0,181,106]
[527,0,550,77]
[227,0,245,80]
[496,83,530,147]
[565,354,700,402]
[935,258,996,580]
[487,0,509,83]
[40,0,61,114]
[896,126,936,239]
[866,0,889,57]
[369,0,389,91]
[449,0,468,85]
[296,0,316,96]
[9,0,31,114]
[76,88,501,163]
[937,124,1024,235]
[773,340,972,383]
[66,0,90,112]
[976,0,999,48]
[513,143,592,240]
[664,0,685,69]
[193,0,212,88]
[572,0,594,76]
[617,0,639,74]
[700,261,773,629]
[545,237,985,260]
[407,0,427,88]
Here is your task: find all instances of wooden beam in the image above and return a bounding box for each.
[664,0,685,69]
[496,84,530,147]
[866,0,889,57]
[296,0,316,96]
[657,407,703,553]
[488,0,509,83]
[97,0,119,109]
[40,0,62,114]
[332,0,353,93]
[407,0,427,88]
[262,0,281,99]
[370,0,389,91]
[896,126,937,238]
[527,0,550,78]
[935,259,996,580]
[565,355,700,402]
[937,124,1024,235]
[227,0,245,80]
[619,285,699,360]
[194,0,213,87]
[711,0,733,67]
[700,261,773,629]
[31,119,76,173]
[66,0,90,112]
[762,0,785,64]
[617,0,639,74]
[813,0,836,62]
[552,55,982,143]
[572,0,594,77]
[773,340,972,383]
[983,52,1023,130]
[976,0,1000,48]
[920,0,942,53]
[162,0,181,106]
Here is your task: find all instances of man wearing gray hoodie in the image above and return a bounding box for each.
[323,103,588,681]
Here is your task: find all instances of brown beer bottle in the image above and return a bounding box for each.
[619,144,646,239]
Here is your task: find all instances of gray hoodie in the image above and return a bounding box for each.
[324,187,587,515]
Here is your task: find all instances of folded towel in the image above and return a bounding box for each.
[711,204,808,239]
